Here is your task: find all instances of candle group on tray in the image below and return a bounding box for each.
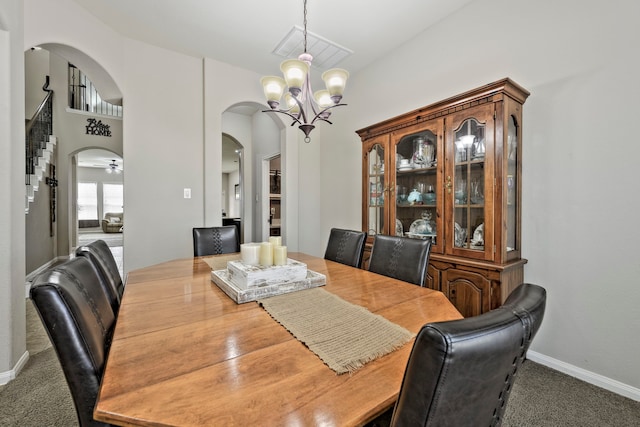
[241,237,286,267]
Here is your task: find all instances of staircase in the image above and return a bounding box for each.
[25,135,56,213]
[25,77,55,214]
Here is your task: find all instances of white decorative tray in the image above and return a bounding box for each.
[211,269,326,304]
[227,259,307,289]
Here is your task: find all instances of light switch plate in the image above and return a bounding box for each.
[184,188,191,199]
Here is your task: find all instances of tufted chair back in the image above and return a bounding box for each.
[390,283,546,427]
[368,235,431,286]
[76,239,123,308]
[30,256,116,427]
[192,226,240,257]
[324,228,367,268]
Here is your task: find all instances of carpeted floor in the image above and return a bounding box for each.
[1,300,639,426]
[0,301,76,426]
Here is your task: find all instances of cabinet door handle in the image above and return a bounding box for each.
[445,175,452,193]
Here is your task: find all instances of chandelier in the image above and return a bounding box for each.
[106,160,121,174]
[260,0,349,143]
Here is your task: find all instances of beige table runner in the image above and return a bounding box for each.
[258,287,414,374]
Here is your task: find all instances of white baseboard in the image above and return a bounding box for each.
[0,351,29,386]
[25,255,70,298]
[527,350,640,402]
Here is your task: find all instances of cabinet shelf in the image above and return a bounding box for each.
[397,203,437,208]
[397,166,437,175]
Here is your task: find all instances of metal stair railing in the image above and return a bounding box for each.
[26,76,54,186]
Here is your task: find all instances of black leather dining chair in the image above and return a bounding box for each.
[192,225,240,256]
[383,283,546,427]
[30,256,117,427]
[75,239,124,303]
[368,234,431,286]
[324,228,367,268]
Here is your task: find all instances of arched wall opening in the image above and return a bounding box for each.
[24,44,123,277]
[222,101,288,244]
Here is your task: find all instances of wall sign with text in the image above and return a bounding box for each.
[86,118,112,137]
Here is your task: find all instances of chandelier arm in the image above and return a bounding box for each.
[261,109,304,126]
[304,73,321,119]
[292,94,309,125]
[310,103,347,125]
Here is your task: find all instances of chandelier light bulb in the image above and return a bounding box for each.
[313,90,333,108]
[280,59,308,97]
[321,68,349,103]
[284,93,300,114]
[260,76,286,109]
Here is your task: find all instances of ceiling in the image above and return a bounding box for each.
[68,0,475,172]
[77,149,123,170]
[70,0,475,81]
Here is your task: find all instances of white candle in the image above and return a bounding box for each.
[273,246,287,266]
[240,243,261,266]
[269,236,282,247]
[259,242,273,266]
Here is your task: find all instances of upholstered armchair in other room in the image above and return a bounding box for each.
[101,212,123,233]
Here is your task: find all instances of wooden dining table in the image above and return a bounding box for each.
[94,252,462,427]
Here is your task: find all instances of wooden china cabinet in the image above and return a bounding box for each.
[356,78,530,317]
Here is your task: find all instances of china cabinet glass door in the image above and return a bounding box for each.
[365,142,386,237]
[447,105,494,260]
[392,120,442,253]
[505,112,520,258]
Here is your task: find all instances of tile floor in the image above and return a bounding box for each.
[77,229,124,278]
[109,245,124,279]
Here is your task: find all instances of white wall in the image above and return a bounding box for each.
[24,47,49,117]
[122,39,204,271]
[227,169,239,218]
[322,0,640,397]
[0,0,27,384]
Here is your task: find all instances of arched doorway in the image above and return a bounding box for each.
[223,102,284,244]
[72,148,124,275]
[24,44,123,279]
[221,134,243,242]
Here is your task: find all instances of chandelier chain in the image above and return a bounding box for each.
[303,0,308,53]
